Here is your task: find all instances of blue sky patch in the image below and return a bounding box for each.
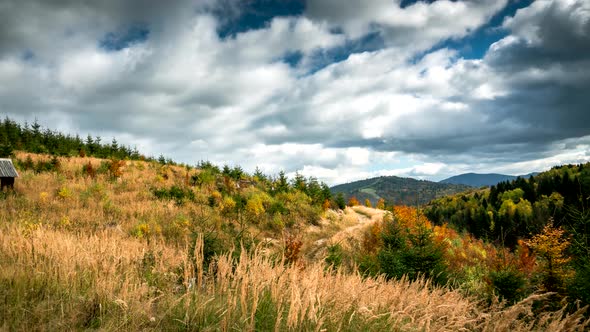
[304,31,384,74]
[400,0,443,8]
[99,24,150,51]
[282,50,304,67]
[402,0,534,64]
[438,0,534,59]
[21,50,35,62]
[216,0,304,38]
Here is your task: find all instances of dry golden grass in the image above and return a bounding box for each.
[7,152,204,244]
[1,152,588,331]
[303,206,389,263]
[1,222,587,331]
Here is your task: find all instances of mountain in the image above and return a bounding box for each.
[439,172,539,187]
[331,176,471,206]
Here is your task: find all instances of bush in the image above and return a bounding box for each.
[188,232,225,273]
[377,219,448,285]
[325,244,343,268]
[82,162,96,178]
[152,186,195,206]
[20,156,61,174]
[489,268,527,304]
[335,193,346,210]
[284,233,302,265]
[108,159,125,179]
[56,186,72,200]
[267,200,288,215]
[569,260,590,308]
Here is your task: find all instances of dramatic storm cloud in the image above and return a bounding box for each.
[1,0,589,184]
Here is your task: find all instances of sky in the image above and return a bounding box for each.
[1,0,590,185]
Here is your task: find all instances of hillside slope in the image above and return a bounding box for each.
[440,172,539,187]
[331,175,471,206]
[426,163,590,308]
[1,152,588,330]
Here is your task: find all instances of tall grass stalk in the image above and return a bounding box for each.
[1,223,588,331]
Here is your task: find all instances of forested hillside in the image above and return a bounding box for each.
[440,172,539,187]
[331,175,471,206]
[425,164,590,305]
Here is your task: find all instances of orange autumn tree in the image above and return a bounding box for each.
[376,198,385,210]
[348,196,360,206]
[526,223,574,293]
[322,199,332,211]
[365,198,372,208]
[108,159,125,179]
[393,205,432,230]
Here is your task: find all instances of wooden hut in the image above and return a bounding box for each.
[0,158,18,189]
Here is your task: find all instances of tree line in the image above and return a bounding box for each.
[0,117,174,162]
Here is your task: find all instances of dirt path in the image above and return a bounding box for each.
[303,206,387,262]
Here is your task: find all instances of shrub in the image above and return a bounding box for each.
[97,161,110,174]
[108,159,125,179]
[56,186,72,200]
[377,218,448,285]
[152,186,195,206]
[489,268,527,304]
[335,193,346,210]
[569,259,590,308]
[188,232,225,273]
[20,156,34,170]
[348,196,360,206]
[82,161,96,178]
[284,233,302,265]
[325,243,343,268]
[267,200,288,215]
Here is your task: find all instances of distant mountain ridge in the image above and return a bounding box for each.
[330,176,471,206]
[439,172,539,187]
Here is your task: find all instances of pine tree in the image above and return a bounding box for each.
[335,193,346,210]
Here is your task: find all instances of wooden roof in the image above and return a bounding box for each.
[0,159,18,177]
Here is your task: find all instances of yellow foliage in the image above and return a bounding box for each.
[60,216,70,227]
[527,224,571,267]
[348,196,360,206]
[210,190,223,207]
[246,195,266,217]
[134,223,150,238]
[109,159,125,179]
[221,196,236,213]
[322,199,331,211]
[376,198,385,210]
[393,205,431,229]
[498,199,516,218]
[526,223,574,292]
[56,186,72,200]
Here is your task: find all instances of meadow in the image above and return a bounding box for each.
[1,152,588,331]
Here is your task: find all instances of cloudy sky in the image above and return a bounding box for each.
[1,0,589,185]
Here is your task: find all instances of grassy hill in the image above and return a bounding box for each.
[331,175,471,206]
[0,151,588,330]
